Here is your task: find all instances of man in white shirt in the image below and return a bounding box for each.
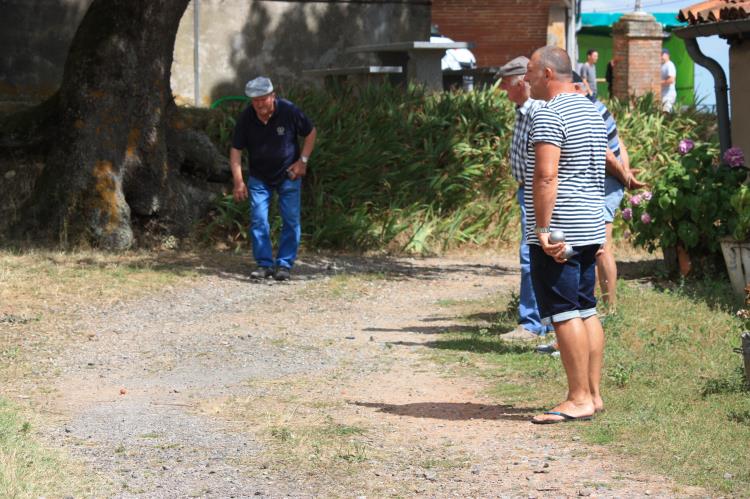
[661,48,677,112]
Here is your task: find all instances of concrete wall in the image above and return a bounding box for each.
[173,0,430,106]
[0,0,92,106]
[1,0,431,108]
[730,43,750,157]
[431,0,566,68]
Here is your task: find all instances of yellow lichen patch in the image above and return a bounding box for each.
[88,89,106,99]
[74,119,85,129]
[125,128,141,161]
[91,160,120,232]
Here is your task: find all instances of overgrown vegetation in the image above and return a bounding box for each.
[430,273,750,495]
[196,87,718,255]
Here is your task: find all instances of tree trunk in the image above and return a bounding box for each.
[10,0,194,249]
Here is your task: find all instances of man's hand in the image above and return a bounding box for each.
[538,232,568,263]
[286,159,307,181]
[625,168,647,190]
[233,182,248,202]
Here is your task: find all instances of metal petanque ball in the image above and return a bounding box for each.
[548,230,575,259]
[549,230,566,243]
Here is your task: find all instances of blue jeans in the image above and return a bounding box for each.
[518,188,548,336]
[248,176,301,269]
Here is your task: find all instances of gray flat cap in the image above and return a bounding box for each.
[245,76,274,98]
[495,56,530,78]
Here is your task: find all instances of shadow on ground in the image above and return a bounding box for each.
[351,401,540,422]
[3,249,519,285]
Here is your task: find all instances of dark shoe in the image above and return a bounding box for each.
[274,266,291,281]
[251,267,274,279]
[536,342,558,354]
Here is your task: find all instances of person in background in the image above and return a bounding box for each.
[661,48,677,112]
[579,49,599,99]
[605,58,615,97]
[495,56,552,342]
[230,76,317,281]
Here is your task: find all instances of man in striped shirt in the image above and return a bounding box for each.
[524,46,607,424]
[496,56,550,342]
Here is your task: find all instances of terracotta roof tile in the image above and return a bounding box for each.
[678,0,750,24]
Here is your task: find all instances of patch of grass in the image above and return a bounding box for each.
[432,276,750,495]
[0,398,102,497]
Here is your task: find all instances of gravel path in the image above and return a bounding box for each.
[19,254,705,497]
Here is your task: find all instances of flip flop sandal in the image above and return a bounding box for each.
[531,411,593,424]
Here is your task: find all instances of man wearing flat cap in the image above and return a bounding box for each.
[230,76,317,281]
[495,56,551,342]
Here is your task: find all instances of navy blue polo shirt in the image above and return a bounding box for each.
[231,98,314,185]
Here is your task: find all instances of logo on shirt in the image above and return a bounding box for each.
[276,126,285,136]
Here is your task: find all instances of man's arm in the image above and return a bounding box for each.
[605,139,646,190]
[230,147,248,202]
[533,142,566,261]
[288,127,317,180]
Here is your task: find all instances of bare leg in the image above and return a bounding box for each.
[532,317,595,422]
[595,223,617,311]
[583,314,605,412]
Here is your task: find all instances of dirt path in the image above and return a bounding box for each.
[10,253,703,497]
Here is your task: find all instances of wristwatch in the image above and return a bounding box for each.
[535,226,551,234]
[300,155,309,164]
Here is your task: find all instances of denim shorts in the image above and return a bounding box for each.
[529,244,600,325]
[603,175,625,223]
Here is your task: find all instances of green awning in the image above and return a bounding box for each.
[581,12,687,29]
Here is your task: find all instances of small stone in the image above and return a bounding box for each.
[644,490,652,496]
[572,436,581,441]
[119,387,127,395]
[471,465,481,475]
[578,489,592,497]
[724,472,734,480]
[369,336,374,341]
[423,470,437,481]
[64,427,71,433]
[345,336,356,340]
[4,170,16,179]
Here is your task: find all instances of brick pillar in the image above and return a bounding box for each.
[611,11,663,100]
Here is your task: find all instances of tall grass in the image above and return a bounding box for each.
[199,87,718,254]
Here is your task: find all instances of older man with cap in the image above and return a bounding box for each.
[230,76,317,281]
[496,56,551,342]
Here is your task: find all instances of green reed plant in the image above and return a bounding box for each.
[199,88,719,254]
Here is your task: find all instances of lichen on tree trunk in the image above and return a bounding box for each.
[2,0,228,250]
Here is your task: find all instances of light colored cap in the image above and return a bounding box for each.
[245,76,274,98]
[495,56,530,78]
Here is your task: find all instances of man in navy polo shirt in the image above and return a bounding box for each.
[230,76,317,281]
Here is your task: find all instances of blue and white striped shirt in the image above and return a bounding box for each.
[524,92,607,247]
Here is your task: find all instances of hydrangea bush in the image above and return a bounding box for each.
[622,141,748,255]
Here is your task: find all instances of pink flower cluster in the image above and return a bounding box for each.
[723,147,745,168]
[678,139,694,155]
[641,213,652,224]
[622,207,632,221]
